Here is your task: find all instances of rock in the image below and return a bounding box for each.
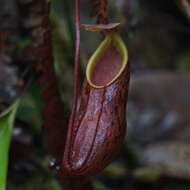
[0,54,18,111]
[127,71,190,179]
[142,142,190,179]
[127,71,190,144]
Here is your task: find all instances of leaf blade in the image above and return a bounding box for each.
[0,101,20,190]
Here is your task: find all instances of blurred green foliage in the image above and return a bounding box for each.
[177,51,190,72]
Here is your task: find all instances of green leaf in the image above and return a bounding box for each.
[0,100,20,190]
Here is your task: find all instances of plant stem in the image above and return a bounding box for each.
[69,0,80,132]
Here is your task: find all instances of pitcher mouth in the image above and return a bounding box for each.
[86,33,128,89]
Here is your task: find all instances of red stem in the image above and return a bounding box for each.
[70,0,80,125]
[62,1,94,189]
